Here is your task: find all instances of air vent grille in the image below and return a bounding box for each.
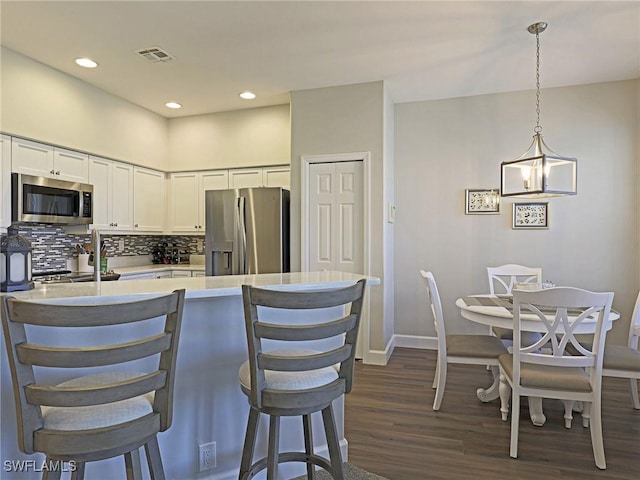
[136,47,175,63]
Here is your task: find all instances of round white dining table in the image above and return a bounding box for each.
[456,294,620,426]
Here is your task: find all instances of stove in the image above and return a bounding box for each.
[33,270,121,284]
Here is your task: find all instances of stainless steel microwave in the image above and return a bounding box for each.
[12,173,93,225]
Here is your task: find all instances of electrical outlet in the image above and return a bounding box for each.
[117,239,125,252]
[199,442,216,472]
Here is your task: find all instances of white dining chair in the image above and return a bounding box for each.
[486,264,542,295]
[601,290,640,409]
[498,287,614,469]
[420,270,508,411]
[486,264,543,342]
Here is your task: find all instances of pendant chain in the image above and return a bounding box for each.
[534,30,542,134]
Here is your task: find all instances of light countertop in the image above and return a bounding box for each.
[7,271,379,303]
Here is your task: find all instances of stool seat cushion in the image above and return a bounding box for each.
[239,348,339,391]
[41,372,154,431]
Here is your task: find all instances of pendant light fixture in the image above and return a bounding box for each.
[500,22,577,197]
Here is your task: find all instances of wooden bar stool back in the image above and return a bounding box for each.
[238,279,366,480]
[0,289,185,480]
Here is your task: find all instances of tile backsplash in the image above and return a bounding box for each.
[12,224,205,272]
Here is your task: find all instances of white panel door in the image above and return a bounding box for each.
[308,161,363,273]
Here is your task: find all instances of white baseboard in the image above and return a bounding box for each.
[363,335,437,365]
[393,334,438,350]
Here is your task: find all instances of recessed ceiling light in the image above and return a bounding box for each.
[165,102,182,109]
[239,91,256,100]
[75,57,98,68]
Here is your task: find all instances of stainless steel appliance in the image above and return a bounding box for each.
[205,187,289,276]
[12,173,93,225]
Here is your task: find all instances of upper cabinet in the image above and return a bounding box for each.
[89,156,134,231]
[229,168,263,188]
[1,134,11,229]
[12,138,89,183]
[169,170,228,232]
[133,167,165,232]
[263,166,290,188]
[229,166,290,189]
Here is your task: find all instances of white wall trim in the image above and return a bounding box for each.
[301,151,373,362]
[393,334,438,350]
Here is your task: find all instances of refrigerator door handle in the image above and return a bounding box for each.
[236,196,247,274]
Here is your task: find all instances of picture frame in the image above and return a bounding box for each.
[465,188,500,215]
[512,202,549,229]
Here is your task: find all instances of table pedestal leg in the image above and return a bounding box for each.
[528,397,546,426]
[476,366,500,402]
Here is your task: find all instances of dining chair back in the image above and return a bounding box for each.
[486,264,542,295]
[238,279,366,480]
[486,264,543,342]
[1,289,185,480]
[420,270,507,410]
[602,290,640,409]
[498,287,614,469]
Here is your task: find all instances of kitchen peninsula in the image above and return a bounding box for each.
[0,271,379,480]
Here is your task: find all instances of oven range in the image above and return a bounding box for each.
[32,270,121,284]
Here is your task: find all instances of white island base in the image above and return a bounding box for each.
[1,271,378,480]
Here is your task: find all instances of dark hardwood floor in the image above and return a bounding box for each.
[344,348,639,480]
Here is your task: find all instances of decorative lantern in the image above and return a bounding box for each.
[500,22,577,198]
[1,226,34,292]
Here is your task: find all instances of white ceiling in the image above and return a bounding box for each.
[1,1,638,118]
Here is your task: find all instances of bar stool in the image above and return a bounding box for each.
[238,279,366,480]
[0,289,185,480]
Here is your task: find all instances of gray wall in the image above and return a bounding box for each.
[168,104,291,170]
[0,47,169,169]
[290,81,393,352]
[394,80,639,346]
[1,47,291,172]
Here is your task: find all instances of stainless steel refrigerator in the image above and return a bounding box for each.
[205,187,290,276]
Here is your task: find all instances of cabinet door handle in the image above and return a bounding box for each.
[135,224,139,228]
[50,169,55,175]
[55,171,60,175]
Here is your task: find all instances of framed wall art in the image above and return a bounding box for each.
[465,188,500,215]
[512,202,549,229]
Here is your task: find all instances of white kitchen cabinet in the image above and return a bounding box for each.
[12,138,89,183]
[263,166,290,188]
[133,167,165,232]
[171,271,192,278]
[1,135,11,229]
[229,168,263,188]
[229,166,290,189]
[169,170,228,232]
[89,156,134,231]
[192,271,206,278]
[119,272,157,281]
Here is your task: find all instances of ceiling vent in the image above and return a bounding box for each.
[136,46,175,63]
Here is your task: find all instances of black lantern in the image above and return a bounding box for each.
[1,226,34,292]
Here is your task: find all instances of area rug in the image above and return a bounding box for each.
[290,463,389,480]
